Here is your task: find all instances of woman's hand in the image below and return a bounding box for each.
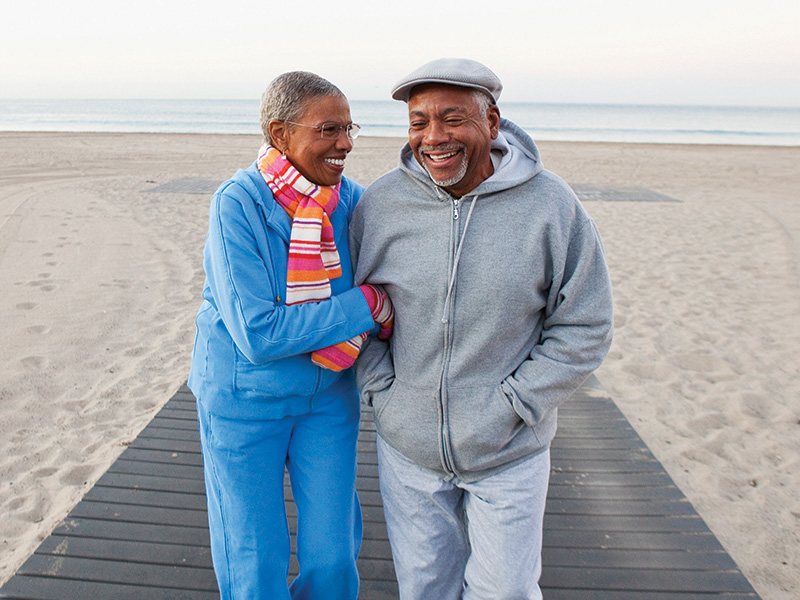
[360,284,394,340]
[310,285,394,372]
[311,332,369,371]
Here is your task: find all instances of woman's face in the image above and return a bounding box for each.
[283,95,354,187]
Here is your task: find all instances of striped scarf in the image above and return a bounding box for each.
[257,144,342,305]
[257,144,366,371]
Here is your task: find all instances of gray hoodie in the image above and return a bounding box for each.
[350,119,613,482]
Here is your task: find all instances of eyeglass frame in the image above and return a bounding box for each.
[284,120,361,140]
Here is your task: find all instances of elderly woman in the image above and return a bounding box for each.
[188,71,393,600]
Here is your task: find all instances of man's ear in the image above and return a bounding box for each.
[487,105,501,140]
[268,120,289,152]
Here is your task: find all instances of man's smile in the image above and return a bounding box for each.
[420,144,465,168]
[425,150,459,163]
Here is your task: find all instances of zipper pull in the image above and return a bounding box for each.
[452,199,460,220]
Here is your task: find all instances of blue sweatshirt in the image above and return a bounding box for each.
[189,162,375,419]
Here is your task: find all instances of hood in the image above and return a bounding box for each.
[232,162,271,207]
[223,162,294,243]
[227,162,358,244]
[398,118,544,199]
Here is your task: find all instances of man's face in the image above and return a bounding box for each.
[407,84,500,198]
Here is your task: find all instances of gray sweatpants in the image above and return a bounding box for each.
[377,436,550,600]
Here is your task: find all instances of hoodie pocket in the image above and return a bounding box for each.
[446,384,529,473]
[371,382,396,421]
[371,378,443,473]
[233,351,315,399]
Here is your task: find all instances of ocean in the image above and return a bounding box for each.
[1,98,799,146]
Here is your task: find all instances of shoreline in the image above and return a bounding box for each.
[1,132,798,599]
[2,129,800,150]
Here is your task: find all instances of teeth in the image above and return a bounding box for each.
[324,158,345,166]
[427,151,457,162]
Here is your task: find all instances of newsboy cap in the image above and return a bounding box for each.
[391,58,503,103]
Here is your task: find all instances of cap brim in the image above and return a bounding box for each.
[391,79,497,103]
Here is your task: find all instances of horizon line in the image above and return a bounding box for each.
[1,97,799,110]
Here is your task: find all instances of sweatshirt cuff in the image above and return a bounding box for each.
[335,286,377,335]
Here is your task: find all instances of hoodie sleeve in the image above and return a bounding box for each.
[501,218,613,426]
[203,182,374,364]
[349,192,396,401]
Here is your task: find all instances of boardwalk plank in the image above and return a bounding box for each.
[107,459,204,480]
[83,486,208,510]
[544,592,756,600]
[13,555,217,591]
[543,514,707,533]
[541,566,756,593]
[34,535,211,568]
[542,547,738,570]
[136,425,200,442]
[52,518,210,547]
[545,498,697,516]
[91,472,206,495]
[0,577,220,600]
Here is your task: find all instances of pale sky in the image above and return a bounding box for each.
[2,0,799,106]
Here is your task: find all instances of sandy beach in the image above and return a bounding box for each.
[0,132,798,599]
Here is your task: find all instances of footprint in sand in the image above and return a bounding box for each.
[622,362,674,382]
[20,356,46,369]
[26,279,56,290]
[9,428,34,444]
[668,353,729,372]
[686,412,730,435]
[26,325,50,335]
[59,464,97,487]
[5,490,51,523]
[16,302,37,310]
[32,467,60,478]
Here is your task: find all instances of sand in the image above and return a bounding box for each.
[0,132,798,599]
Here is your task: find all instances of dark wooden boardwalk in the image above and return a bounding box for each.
[0,377,761,599]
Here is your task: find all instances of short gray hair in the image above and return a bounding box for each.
[470,89,493,117]
[260,71,345,144]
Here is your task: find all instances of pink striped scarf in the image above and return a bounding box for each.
[257,144,366,371]
[257,144,341,305]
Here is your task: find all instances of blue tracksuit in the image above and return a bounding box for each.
[189,163,374,599]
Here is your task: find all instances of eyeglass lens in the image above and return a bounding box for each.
[319,122,360,140]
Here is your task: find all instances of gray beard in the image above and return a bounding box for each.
[424,152,468,188]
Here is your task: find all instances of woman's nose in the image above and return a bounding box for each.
[335,129,354,152]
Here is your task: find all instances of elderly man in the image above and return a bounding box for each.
[350,58,613,599]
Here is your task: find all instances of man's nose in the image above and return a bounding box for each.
[422,120,449,146]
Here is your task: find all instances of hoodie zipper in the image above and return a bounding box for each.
[437,196,460,477]
[437,194,479,478]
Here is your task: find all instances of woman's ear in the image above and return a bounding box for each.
[268,119,288,153]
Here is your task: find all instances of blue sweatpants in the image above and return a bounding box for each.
[197,390,362,600]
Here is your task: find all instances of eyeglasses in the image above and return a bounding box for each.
[284,121,361,140]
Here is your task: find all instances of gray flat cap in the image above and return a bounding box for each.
[391,58,503,103]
